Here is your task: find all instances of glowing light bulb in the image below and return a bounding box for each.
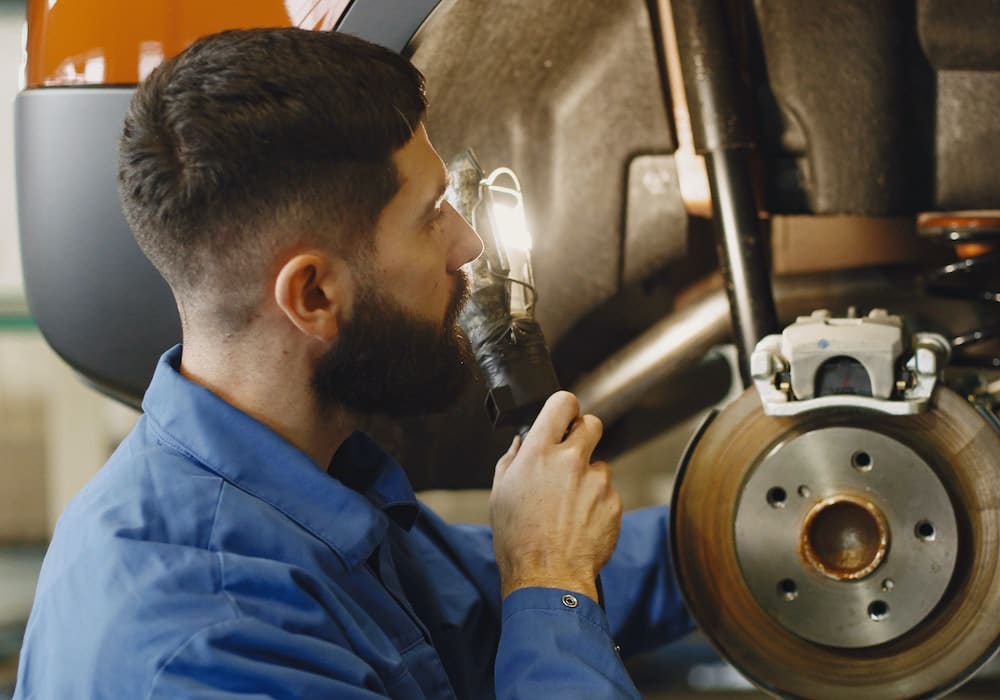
[479,168,535,313]
[483,168,532,251]
[490,199,532,252]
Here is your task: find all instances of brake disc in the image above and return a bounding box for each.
[671,386,1000,699]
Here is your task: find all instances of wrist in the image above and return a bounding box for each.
[501,575,599,603]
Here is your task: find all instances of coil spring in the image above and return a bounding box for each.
[920,215,1000,369]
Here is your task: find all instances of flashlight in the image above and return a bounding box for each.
[448,150,607,610]
[446,150,560,434]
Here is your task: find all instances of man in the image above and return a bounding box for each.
[15,28,691,698]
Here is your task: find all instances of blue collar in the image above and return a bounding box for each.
[141,345,419,569]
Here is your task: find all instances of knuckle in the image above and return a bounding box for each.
[586,462,613,491]
[591,459,611,479]
[567,454,589,475]
[551,390,580,415]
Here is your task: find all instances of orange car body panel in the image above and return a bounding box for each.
[24,0,351,87]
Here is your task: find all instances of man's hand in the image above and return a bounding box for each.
[489,391,623,603]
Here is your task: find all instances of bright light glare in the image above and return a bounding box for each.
[491,199,532,252]
[479,166,535,313]
[138,42,165,81]
[83,54,105,83]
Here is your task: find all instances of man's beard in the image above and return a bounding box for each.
[311,272,475,418]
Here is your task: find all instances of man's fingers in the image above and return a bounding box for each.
[563,413,604,461]
[524,391,581,447]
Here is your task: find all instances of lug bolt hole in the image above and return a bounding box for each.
[851,451,873,471]
[915,520,936,542]
[868,600,890,621]
[767,487,787,508]
[777,579,798,601]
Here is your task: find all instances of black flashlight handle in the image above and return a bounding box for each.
[472,317,606,611]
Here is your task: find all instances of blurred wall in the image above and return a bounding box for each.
[0,2,22,296]
[0,1,139,542]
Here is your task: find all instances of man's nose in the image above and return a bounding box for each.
[447,202,485,272]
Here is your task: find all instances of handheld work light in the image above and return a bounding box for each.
[446,151,560,433]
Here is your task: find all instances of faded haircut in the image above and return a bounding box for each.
[118,28,427,331]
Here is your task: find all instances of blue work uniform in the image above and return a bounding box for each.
[14,346,692,698]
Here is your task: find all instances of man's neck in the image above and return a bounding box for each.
[179,335,356,469]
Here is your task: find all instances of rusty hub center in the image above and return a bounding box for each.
[801,495,889,581]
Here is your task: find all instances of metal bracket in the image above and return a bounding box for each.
[751,309,950,416]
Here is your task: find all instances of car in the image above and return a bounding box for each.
[15,1,1000,696]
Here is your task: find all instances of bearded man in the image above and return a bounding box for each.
[14,28,691,699]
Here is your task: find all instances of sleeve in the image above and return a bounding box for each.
[496,587,641,699]
[414,508,639,697]
[148,617,396,699]
[415,503,692,696]
[600,506,695,658]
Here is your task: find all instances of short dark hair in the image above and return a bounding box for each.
[118,28,427,330]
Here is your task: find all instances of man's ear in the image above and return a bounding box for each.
[273,252,351,342]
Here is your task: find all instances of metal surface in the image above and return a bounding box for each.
[668,0,751,154]
[571,270,933,428]
[735,427,957,648]
[338,0,440,52]
[775,310,904,401]
[573,290,731,422]
[623,154,689,284]
[669,0,779,385]
[798,494,889,582]
[704,150,780,386]
[672,386,1000,699]
[751,309,951,416]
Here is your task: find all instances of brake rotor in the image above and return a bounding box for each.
[671,386,1000,699]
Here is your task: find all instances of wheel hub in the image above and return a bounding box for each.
[734,427,958,648]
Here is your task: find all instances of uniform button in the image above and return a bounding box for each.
[561,594,579,608]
